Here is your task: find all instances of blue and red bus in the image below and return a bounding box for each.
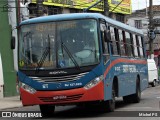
[15,13,148,116]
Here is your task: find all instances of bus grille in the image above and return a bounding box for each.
[38,94,83,103]
[29,72,88,83]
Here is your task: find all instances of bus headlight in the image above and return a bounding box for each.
[20,82,36,94]
[84,75,103,89]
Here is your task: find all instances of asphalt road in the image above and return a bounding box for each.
[2,85,160,120]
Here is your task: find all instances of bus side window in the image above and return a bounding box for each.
[114,28,121,55]
[138,36,144,58]
[100,23,109,54]
[130,34,135,57]
[125,32,133,57]
[122,31,127,56]
[141,37,146,58]
[118,29,126,56]
[136,35,140,57]
[132,34,139,57]
[110,26,119,55]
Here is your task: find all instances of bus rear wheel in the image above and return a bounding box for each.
[132,79,141,103]
[123,95,132,103]
[39,104,55,117]
[123,78,141,103]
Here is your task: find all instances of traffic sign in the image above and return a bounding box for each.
[148,30,156,40]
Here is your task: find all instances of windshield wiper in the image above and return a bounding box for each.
[36,34,51,73]
[61,41,80,70]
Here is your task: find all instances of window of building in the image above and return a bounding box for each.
[48,7,62,15]
[116,14,125,23]
[135,20,142,29]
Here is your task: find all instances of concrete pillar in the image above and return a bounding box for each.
[8,0,18,71]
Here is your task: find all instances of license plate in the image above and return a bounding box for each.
[53,95,67,100]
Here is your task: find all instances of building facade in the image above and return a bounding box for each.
[126,5,160,69]
[26,0,131,23]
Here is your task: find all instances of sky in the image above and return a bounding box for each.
[132,0,160,10]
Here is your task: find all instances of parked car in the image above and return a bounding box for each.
[147,59,158,87]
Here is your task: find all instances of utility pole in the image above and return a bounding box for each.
[145,0,148,17]
[83,0,109,16]
[104,0,109,16]
[148,0,154,59]
[37,0,43,17]
[83,0,102,13]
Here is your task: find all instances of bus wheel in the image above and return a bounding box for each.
[123,95,132,103]
[102,85,115,112]
[39,104,55,117]
[132,78,141,103]
[123,78,141,103]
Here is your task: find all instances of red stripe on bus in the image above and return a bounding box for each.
[104,58,147,78]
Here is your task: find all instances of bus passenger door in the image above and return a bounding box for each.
[100,22,110,63]
[100,22,112,100]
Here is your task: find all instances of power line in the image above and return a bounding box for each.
[110,0,124,12]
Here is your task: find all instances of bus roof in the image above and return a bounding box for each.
[20,13,143,35]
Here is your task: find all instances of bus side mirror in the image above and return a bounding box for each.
[104,30,111,42]
[11,36,15,49]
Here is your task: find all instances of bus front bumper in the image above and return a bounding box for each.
[20,81,104,106]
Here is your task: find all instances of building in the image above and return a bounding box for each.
[0,1,17,97]
[26,0,131,23]
[126,5,160,68]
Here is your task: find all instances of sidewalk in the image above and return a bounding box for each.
[0,96,22,110]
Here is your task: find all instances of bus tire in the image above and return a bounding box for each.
[123,77,141,103]
[102,85,115,112]
[39,104,55,117]
[123,95,132,103]
[131,78,141,103]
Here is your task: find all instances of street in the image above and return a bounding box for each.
[1,85,160,120]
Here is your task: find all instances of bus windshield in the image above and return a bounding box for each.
[19,19,100,70]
